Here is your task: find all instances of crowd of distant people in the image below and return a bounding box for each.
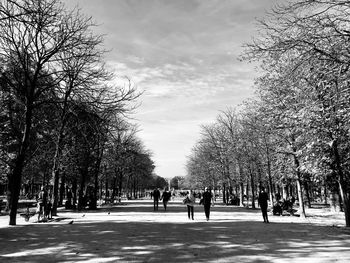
[32,184,296,223]
[150,186,297,223]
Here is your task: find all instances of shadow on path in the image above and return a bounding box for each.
[0,202,349,262]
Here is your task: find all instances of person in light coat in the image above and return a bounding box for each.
[186,189,196,220]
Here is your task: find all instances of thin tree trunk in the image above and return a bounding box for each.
[239,183,244,207]
[59,173,65,206]
[332,140,350,227]
[223,183,226,205]
[250,166,256,209]
[304,181,312,208]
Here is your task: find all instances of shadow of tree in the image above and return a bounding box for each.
[0,203,349,262]
[1,221,349,262]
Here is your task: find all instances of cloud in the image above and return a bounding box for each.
[64,0,278,178]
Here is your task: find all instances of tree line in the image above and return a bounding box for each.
[0,0,167,226]
[186,0,350,227]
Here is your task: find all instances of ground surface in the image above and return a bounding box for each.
[0,199,350,263]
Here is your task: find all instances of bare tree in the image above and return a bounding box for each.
[0,0,108,225]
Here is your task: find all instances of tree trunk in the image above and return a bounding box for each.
[72,179,77,208]
[78,165,88,210]
[266,143,274,203]
[296,178,306,218]
[250,166,256,209]
[304,181,312,208]
[118,169,124,202]
[294,155,306,218]
[59,173,65,206]
[52,169,60,216]
[8,157,25,225]
[8,102,33,225]
[239,183,244,207]
[332,140,350,227]
[111,176,117,203]
[246,179,249,208]
[222,183,226,205]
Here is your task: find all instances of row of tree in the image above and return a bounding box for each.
[0,0,166,226]
[186,0,350,227]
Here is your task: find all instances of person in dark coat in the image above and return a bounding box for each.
[258,187,269,223]
[202,187,214,221]
[160,187,171,211]
[153,188,161,211]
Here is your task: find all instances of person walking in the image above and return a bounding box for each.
[36,186,48,222]
[258,187,269,223]
[186,190,196,220]
[160,187,171,211]
[153,188,161,211]
[202,187,214,221]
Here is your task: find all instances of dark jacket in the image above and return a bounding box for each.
[202,191,213,206]
[258,191,269,208]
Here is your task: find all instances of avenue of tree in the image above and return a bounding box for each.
[0,0,168,226]
[185,0,350,227]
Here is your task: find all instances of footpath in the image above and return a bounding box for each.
[0,199,350,263]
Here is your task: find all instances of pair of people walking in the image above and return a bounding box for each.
[185,187,214,221]
[153,187,171,211]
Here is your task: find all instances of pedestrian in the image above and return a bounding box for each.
[202,187,214,221]
[153,188,161,211]
[186,189,196,220]
[36,186,48,221]
[66,188,73,209]
[258,187,269,223]
[160,187,171,211]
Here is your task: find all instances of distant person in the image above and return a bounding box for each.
[171,188,176,201]
[186,189,196,220]
[153,188,161,211]
[258,187,269,223]
[202,187,214,221]
[46,190,53,219]
[160,187,171,211]
[37,186,48,221]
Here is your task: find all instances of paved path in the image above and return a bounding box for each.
[0,200,349,262]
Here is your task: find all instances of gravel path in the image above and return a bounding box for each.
[0,200,349,262]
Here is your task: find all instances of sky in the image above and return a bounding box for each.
[64,0,278,179]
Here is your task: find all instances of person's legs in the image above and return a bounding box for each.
[191,206,194,220]
[263,208,269,223]
[154,200,159,211]
[204,205,210,220]
[261,207,268,222]
[187,205,191,219]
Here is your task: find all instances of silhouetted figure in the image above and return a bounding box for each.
[161,188,171,211]
[258,187,269,223]
[202,187,214,221]
[153,188,161,211]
